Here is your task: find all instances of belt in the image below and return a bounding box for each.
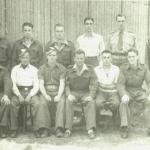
[112,52,127,56]
[45,85,58,92]
[17,86,33,91]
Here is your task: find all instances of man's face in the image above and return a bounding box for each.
[55,26,65,40]
[84,19,94,33]
[74,54,85,67]
[47,51,57,63]
[102,53,112,66]
[20,53,30,66]
[128,51,138,66]
[117,16,126,31]
[23,25,33,39]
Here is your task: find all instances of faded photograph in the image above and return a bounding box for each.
[0,0,150,149]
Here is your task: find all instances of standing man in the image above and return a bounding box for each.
[12,22,43,68]
[0,66,12,138]
[64,50,97,139]
[107,14,137,67]
[0,23,12,69]
[118,49,150,138]
[94,50,120,124]
[76,17,105,66]
[45,24,75,68]
[10,50,41,138]
[38,47,66,138]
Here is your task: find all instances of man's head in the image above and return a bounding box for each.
[46,47,57,64]
[74,49,85,67]
[22,22,34,39]
[19,50,30,66]
[127,49,139,66]
[101,50,112,66]
[116,14,126,32]
[84,17,94,33]
[54,24,65,40]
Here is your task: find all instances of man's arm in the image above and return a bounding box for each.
[99,35,105,55]
[38,43,44,67]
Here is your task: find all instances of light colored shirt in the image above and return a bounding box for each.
[94,63,120,92]
[107,30,136,53]
[76,32,105,57]
[11,64,39,97]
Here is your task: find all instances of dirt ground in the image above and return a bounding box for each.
[0,126,150,150]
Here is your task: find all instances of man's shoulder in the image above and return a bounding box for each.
[126,31,136,39]
[120,63,129,71]
[29,64,38,71]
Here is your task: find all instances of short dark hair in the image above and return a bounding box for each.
[127,49,139,55]
[101,50,112,55]
[54,23,64,30]
[75,49,85,56]
[22,22,33,30]
[84,17,94,24]
[116,14,126,21]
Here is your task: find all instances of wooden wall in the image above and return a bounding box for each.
[0,0,149,62]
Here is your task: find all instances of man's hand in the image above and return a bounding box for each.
[68,94,76,102]
[83,96,93,102]
[54,95,61,102]
[121,94,130,104]
[1,95,10,105]
[44,94,52,102]
[18,94,25,104]
[25,94,32,104]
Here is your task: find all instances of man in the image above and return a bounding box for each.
[45,24,75,68]
[94,50,120,124]
[64,50,97,139]
[76,17,105,66]
[10,50,41,138]
[38,47,66,138]
[145,37,150,70]
[0,66,12,138]
[0,23,11,69]
[12,22,43,68]
[107,14,137,67]
[117,49,150,138]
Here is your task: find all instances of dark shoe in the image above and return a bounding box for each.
[56,128,63,138]
[64,129,71,138]
[10,131,17,138]
[88,129,96,139]
[120,126,128,139]
[40,129,49,138]
[34,130,41,138]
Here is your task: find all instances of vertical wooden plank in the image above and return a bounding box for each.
[123,0,148,62]
[64,0,89,43]
[89,0,122,43]
[50,0,65,40]
[0,0,5,36]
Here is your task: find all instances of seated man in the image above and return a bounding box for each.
[0,66,12,138]
[10,50,40,138]
[118,49,150,138]
[64,49,97,139]
[94,50,120,125]
[38,47,66,138]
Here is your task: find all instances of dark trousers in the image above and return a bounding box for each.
[65,91,96,130]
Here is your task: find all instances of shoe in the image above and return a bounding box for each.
[64,129,71,138]
[56,128,63,138]
[120,126,128,139]
[88,129,96,139]
[34,130,41,138]
[10,131,17,138]
[40,129,49,138]
[1,127,7,138]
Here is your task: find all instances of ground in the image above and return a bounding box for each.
[0,126,150,150]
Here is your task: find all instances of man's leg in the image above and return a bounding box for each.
[55,94,65,137]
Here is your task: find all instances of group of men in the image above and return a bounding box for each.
[0,14,150,140]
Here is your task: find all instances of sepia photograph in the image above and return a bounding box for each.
[0,0,150,149]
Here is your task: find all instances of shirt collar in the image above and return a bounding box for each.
[126,62,142,70]
[53,39,68,45]
[19,63,31,69]
[21,37,35,44]
[73,64,88,75]
[83,32,95,37]
[98,62,113,69]
[46,62,59,68]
